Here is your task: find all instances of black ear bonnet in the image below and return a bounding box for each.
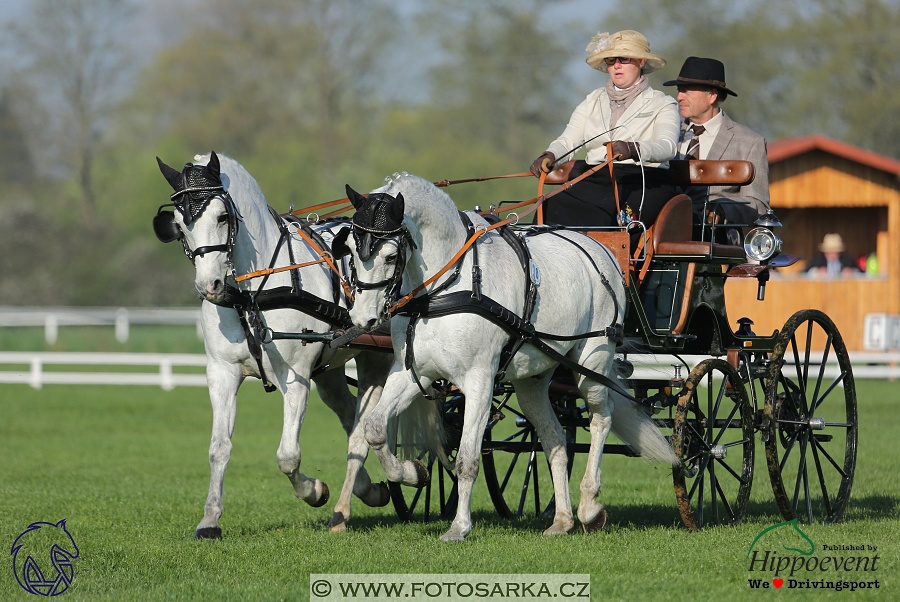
[344,184,406,261]
[154,152,226,242]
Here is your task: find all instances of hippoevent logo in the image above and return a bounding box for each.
[11,520,80,596]
[746,519,880,592]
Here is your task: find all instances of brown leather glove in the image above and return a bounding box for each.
[609,141,640,161]
[530,151,556,177]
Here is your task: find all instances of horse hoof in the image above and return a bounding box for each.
[195,526,222,540]
[581,509,608,534]
[542,521,573,536]
[372,481,391,507]
[310,482,330,508]
[412,459,430,488]
[328,512,347,532]
[440,528,466,542]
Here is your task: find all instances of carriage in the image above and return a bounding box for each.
[154,150,857,538]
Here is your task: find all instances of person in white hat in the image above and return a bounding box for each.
[805,233,863,276]
[529,30,680,231]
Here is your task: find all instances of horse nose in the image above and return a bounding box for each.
[206,279,224,298]
[365,318,378,331]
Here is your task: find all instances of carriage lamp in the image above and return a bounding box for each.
[744,227,783,263]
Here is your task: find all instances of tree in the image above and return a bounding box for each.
[0,90,35,187]
[421,0,579,163]
[4,0,137,211]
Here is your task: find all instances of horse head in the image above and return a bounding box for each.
[336,183,409,331]
[155,151,240,303]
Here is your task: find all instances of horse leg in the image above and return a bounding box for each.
[441,372,494,542]
[512,376,575,535]
[364,372,430,488]
[196,359,241,539]
[277,377,330,508]
[573,344,617,533]
[317,354,393,532]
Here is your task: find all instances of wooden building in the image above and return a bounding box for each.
[724,135,900,351]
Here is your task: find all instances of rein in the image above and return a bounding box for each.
[388,152,617,314]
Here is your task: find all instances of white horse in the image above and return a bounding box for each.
[154,151,401,537]
[341,172,678,542]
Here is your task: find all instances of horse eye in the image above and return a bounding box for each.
[385,253,398,264]
[217,213,228,224]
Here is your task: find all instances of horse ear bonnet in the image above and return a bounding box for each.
[346,185,405,261]
[159,151,225,227]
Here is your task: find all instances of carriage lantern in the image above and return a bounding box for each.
[743,211,783,264]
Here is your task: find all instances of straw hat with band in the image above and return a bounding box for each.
[662,56,738,97]
[585,30,666,73]
[819,233,845,253]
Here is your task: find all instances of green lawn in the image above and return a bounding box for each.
[1,378,897,601]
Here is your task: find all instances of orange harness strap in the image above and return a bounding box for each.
[291,226,354,300]
[235,258,327,282]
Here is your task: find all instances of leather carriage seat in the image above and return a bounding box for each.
[652,159,753,258]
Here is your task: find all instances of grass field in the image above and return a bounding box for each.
[1,365,898,600]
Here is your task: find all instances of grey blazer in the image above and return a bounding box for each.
[679,111,770,224]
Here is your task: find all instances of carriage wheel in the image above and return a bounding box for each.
[388,390,460,522]
[672,359,754,530]
[763,309,857,525]
[481,387,579,519]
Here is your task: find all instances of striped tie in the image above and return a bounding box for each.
[686,125,705,159]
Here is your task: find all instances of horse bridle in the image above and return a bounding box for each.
[347,229,415,319]
[153,184,241,271]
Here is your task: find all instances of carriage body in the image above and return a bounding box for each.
[515,159,858,530]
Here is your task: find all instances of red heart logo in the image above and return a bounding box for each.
[773,579,783,588]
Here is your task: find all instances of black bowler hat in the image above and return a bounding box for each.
[663,56,737,97]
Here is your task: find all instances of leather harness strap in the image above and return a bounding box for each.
[398,291,634,401]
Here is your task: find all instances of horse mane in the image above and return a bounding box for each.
[375,172,460,226]
[192,152,269,221]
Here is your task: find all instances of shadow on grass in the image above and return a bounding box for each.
[190,494,896,541]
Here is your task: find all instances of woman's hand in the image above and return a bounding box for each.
[609,141,640,161]
[529,151,556,176]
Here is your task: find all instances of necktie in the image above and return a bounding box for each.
[686,125,706,160]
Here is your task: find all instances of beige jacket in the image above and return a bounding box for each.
[547,85,680,168]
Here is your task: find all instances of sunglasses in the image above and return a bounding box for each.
[604,57,634,66]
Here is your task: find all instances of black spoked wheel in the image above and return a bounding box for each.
[672,359,754,530]
[763,309,857,525]
[481,384,581,519]
[389,389,461,522]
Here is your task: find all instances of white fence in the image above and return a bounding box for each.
[0,351,895,391]
[0,306,202,344]
[0,352,208,391]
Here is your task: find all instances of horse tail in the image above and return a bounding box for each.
[397,395,453,472]
[607,374,680,466]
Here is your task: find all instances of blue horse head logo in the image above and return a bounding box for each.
[11,520,80,596]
